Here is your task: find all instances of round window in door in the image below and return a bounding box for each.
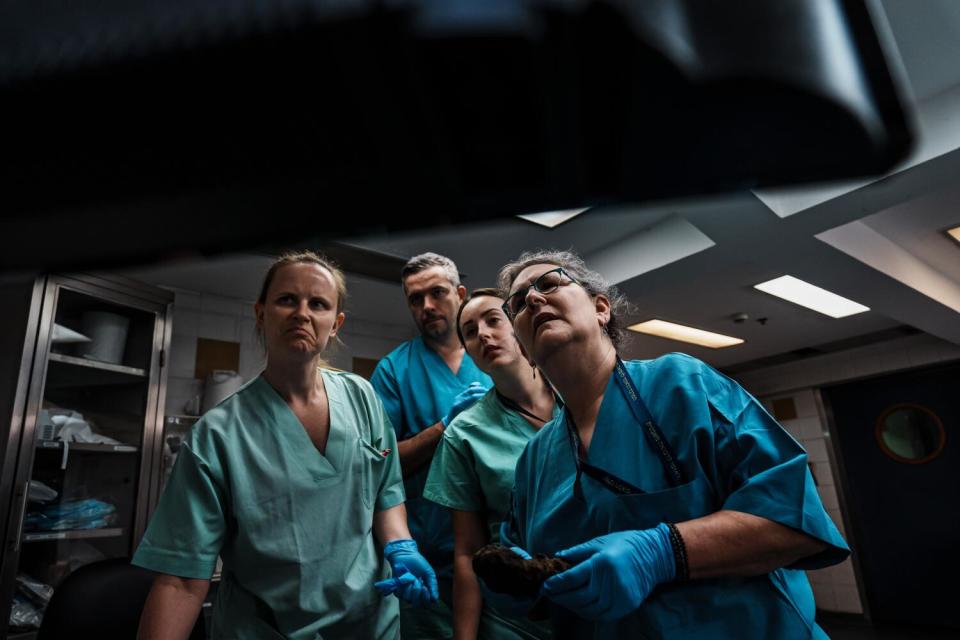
[875,404,946,464]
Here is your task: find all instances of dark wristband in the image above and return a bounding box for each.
[666,523,689,581]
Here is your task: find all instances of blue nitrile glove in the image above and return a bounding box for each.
[374,539,439,608]
[542,523,675,621]
[442,382,488,427]
[478,546,538,618]
[375,565,432,607]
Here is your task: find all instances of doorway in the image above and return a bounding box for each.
[822,362,959,629]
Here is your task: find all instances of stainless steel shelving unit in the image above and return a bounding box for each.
[0,273,173,635]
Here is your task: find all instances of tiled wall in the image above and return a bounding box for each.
[163,287,413,417]
[759,389,863,614]
[326,317,417,374]
[163,288,263,417]
[735,333,960,614]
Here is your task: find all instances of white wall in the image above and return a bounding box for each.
[735,333,960,614]
[163,286,414,417]
[759,388,863,614]
[326,317,417,372]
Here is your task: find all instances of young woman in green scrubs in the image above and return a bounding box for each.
[134,251,437,640]
[424,288,557,640]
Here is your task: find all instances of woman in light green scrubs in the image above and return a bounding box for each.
[424,288,557,640]
[134,251,437,639]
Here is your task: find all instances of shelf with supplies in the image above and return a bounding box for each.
[46,353,148,389]
[1,273,173,635]
[35,440,139,454]
[21,528,124,543]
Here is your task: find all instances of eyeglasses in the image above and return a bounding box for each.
[502,267,580,320]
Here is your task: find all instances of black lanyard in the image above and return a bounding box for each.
[496,382,564,425]
[496,390,552,424]
[612,357,685,487]
[566,358,686,498]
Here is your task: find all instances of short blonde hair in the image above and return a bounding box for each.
[257,250,347,313]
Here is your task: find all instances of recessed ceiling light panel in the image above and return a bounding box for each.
[754,275,869,318]
[947,225,960,245]
[627,319,744,349]
[516,208,589,228]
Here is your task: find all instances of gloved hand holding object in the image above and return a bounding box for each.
[476,546,541,618]
[374,539,439,608]
[542,523,675,621]
[442,382,488,427]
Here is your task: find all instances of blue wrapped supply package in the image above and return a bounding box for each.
[24,498,117,531]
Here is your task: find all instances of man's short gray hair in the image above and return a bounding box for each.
[497,249,631,349]
[401,252,461,287]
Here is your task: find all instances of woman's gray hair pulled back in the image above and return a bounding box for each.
[497,249,631,349]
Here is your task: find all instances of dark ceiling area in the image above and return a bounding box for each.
[1,0,913,272]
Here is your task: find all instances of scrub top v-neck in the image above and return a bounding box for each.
[266,377,345,482]
[134,370,405,640]
[424,388,559,544]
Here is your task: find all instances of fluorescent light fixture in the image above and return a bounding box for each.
[627,319,744,349]
[947,225,960,245]
[516,208,589,228]
[754,275,869,318]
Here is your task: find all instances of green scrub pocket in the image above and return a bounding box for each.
[358,439,387,508]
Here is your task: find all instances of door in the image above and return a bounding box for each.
[822,362,959,629]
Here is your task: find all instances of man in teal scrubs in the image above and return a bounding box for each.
[371,253,492,639]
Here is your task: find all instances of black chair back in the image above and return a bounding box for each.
[36,558,206,640]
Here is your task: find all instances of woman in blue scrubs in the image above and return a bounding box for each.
[495,250,849,639]
[424,288,558,639]
[134,251,437,639]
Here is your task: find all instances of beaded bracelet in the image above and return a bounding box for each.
[666,523,689,581]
